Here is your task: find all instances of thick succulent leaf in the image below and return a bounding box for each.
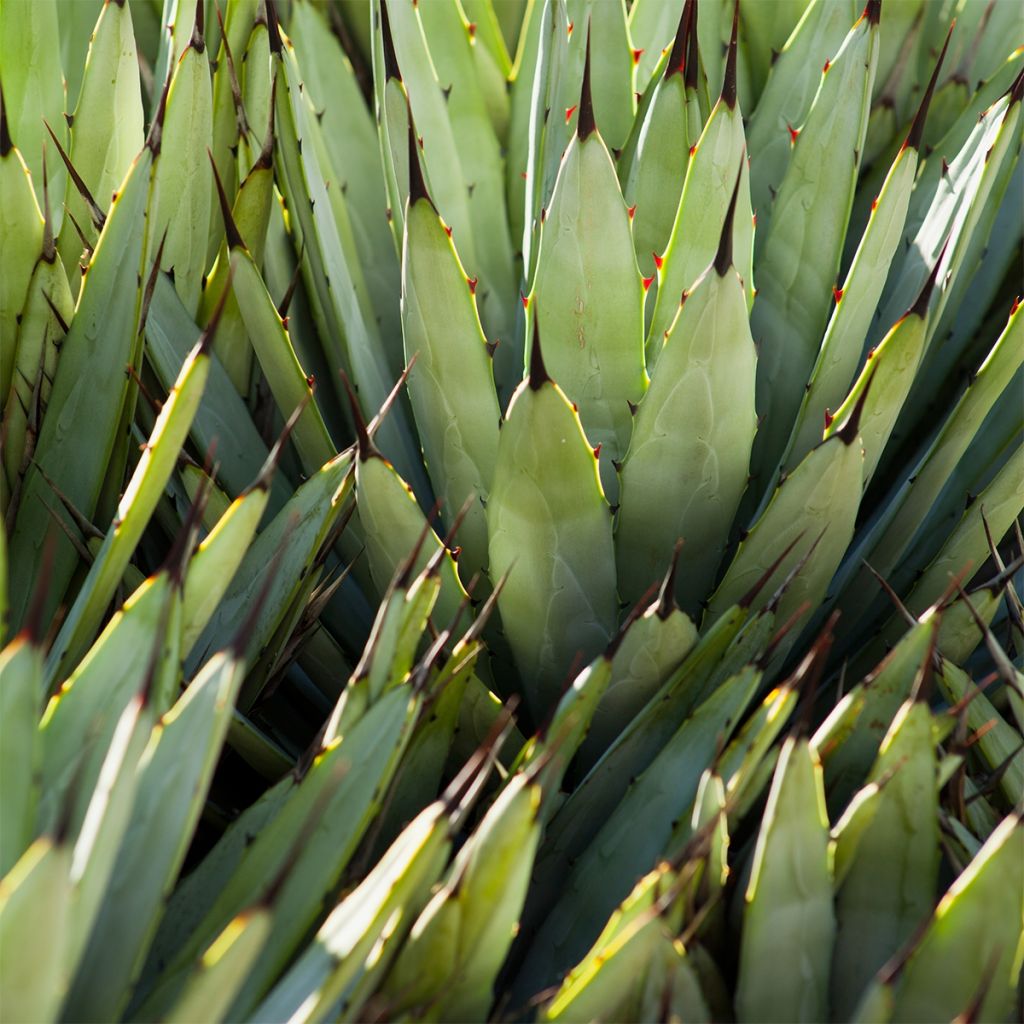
[886,814,1024,1022]
[7,145,152,629]
[617,258,756,611]
[530,127,648,493]
[56,0,145,283]
[830,700,940,1020]
[401,194,501,581]
[486,369,616,720]
[746,0,858,235]
[0,634,42,875]
[646,93,754,367]
[736,737,834,1024]
[749,10,879,492]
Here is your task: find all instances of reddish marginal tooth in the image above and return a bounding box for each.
[832,285,844,303]
[521,293,530,310]
[571,401,579,412]
[824,408,834,430]
[565,104,578,124]
[467,276,478,294]
[467,22,476,38]
[642,275,655,291]
[444,224,453,237]
[752,212,758,228]
[306,373,316,387]
[652,251,664,270]
[823,59,831,73]
[631,48,644,64]
[593,443,602,459]
[688,144,697,157]
[451,545,462,560]
[871,196,879,211]
[567,19,574,36]
[787,124,799,144]
[866,346,876,360]
[627,203,636,220]
[520,170,527,180]
[1011,295,1020,315]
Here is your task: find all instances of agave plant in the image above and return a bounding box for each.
[1,0,1022,1021]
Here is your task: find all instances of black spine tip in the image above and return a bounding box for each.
[266,0,283,55]
[713,164,742,276]
[407,111,431,206]
[147,74,171,156]
[191,0,205,52]
[836,362,877,445]
[865,0,882,25]
[577,27,597,139]
[527,317,551,390]
[340,370,373,459]
[721,0,739,109]
[904,22,953,151]
[0,85,11,157]
[380,0,401,82]
[684,0,700,91]
[1008,64,1024,105]
[209,149,246,250]
[665,0,693,81]
[908,237,949,319]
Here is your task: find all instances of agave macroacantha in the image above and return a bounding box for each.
[0,0,1022,1021]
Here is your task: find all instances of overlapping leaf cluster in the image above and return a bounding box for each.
[0,0,1022,1021]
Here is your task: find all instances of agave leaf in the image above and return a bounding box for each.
[646,43,754,369]
[56,0,145,284]
[486,332,617,720]
[290,0,402,379]
[617,194,756,610]
[749,7,879,491]
[831,698,940,1020]
[67,643,252,1021]
[0,631,42,875]
[519,664,759,996]
[7,144,153,629]
[46,330,213,686]
[745,0,858,229]
[887,814,1024,1022]
[529,68,648,496]
[401,176,501,581]
[0,0,66,214]
[0,111,44,420]
[0,836,73,1024]
[162,908,273,1024]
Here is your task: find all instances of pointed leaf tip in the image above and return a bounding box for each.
[721,0,739,108]
[528,317,551,390]
[265,0,283,54]
[713,164,743,276]
[577,26,597,139]
[1008,63,1024,105]
[908,237,949,319]
[407,113,431,206]
[836,361,877,445]
[209,149,246,250]
[665,0,694,81]
[904,21,953,151]
[0,85,11,157]
[147,74,171,155]
[684,0,700,90]
[380,0,401,81]
[340,371,373,459]
[191,0,205,52]
[656,539,684,619]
